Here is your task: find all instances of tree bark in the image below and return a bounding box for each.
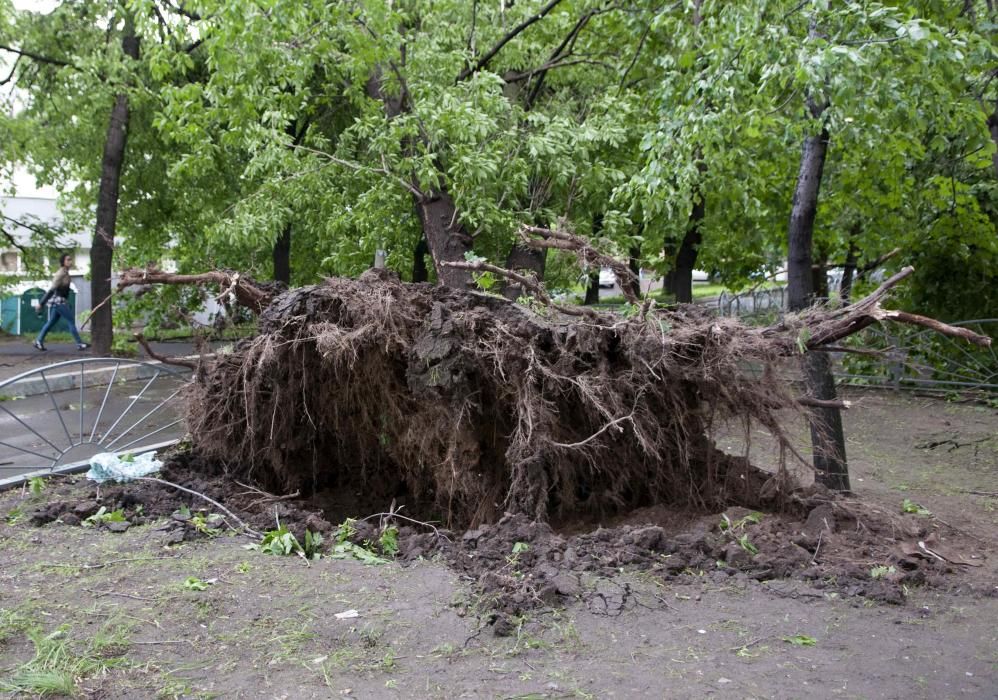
[988,104,998,178]
[787,98,849,491]
[811,250,829,302]
[367,68,473,289]
[627,244,642,300]
[412,237,429,282]
[671,4,706,305]
[840,237,858,304]
[415,193,474,289]
[273,223,291,285]
[271,119,310,285]
[90,16,139,356]
[501,243,545,300]
[583,270,600,305]
[672,189,704,304]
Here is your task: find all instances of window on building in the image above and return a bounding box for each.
[0,252,18,272]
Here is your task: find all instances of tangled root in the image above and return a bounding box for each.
[186,271,802,528]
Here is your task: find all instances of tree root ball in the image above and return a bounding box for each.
[186,271,801,529]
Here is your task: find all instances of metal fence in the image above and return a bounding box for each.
[716,286,787,317]
[0,358,189,484]
[830,319,998,396]
[715,288,996,395]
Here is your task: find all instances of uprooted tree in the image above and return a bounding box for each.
[117,246,991,530]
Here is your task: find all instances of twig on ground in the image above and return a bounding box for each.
[83,588,156,601]
[41,555,180,570]
[730,636,769,652]
[811,530,823,565]
[137,476,261,538]
[797,397,852,410]
[359,510,452,543]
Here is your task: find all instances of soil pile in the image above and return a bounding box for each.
[185,271,804,529]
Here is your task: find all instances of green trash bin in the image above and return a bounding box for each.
[20,287,76,335]
[1,295,18,334]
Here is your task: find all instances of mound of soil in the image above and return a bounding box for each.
[19,454,989,636]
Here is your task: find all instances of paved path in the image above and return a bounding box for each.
[0,338,203,383]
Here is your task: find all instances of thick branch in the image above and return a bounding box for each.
[875,310,992,348]
[761,266,992,352]
[456,0,566,82]
[117,267,274,315]
[134,332,198,370]
[0,43,75,69]
[442,260,597,317]
[520,224,640,304]
[797,396,852,410]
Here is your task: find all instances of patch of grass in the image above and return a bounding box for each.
[0,622,131,697]
[5,504,26,525]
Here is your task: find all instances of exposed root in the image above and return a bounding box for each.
[185,272,805,528]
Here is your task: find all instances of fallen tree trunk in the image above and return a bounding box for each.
[136,264,989,529]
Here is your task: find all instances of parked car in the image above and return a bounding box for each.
[598,268,616,288]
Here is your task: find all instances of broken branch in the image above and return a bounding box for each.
[117,267,275,314]
[441,260,598,317]
[134,333,198,370]
[520,224,641,304]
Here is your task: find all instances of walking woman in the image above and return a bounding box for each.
[33,253,89,351]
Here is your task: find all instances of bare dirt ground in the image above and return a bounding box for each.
[1,388,995,699]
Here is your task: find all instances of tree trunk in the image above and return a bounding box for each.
[787,127,828,312]
[501,244,545,300]
[988,104,998,178]
[273,223,291,285]
[672,2,707,306]
[367,69,473,289]
[811,250,828,302]
[787,111,850,492]
[583,271,600,305]
[840,237,858,304]
[673,189,704,304]
[412,237,429,282]
[627,245,642,300]
[415,193,474,289]
[803,350,850,491]
[271,119,309,285]
[90,17,139,356]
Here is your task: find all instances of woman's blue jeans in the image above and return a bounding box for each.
[36,303,83,345]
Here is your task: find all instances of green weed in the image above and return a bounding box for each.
[782,634,817,647]
[183,577,209,591]
[869,565,897,580]
[901,499,931,515]
[82,506,126,527]
[327,519,386,564]
[245,522,324,561]
[28,476,47,496]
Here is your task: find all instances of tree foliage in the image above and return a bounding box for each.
[1,0,995,321]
